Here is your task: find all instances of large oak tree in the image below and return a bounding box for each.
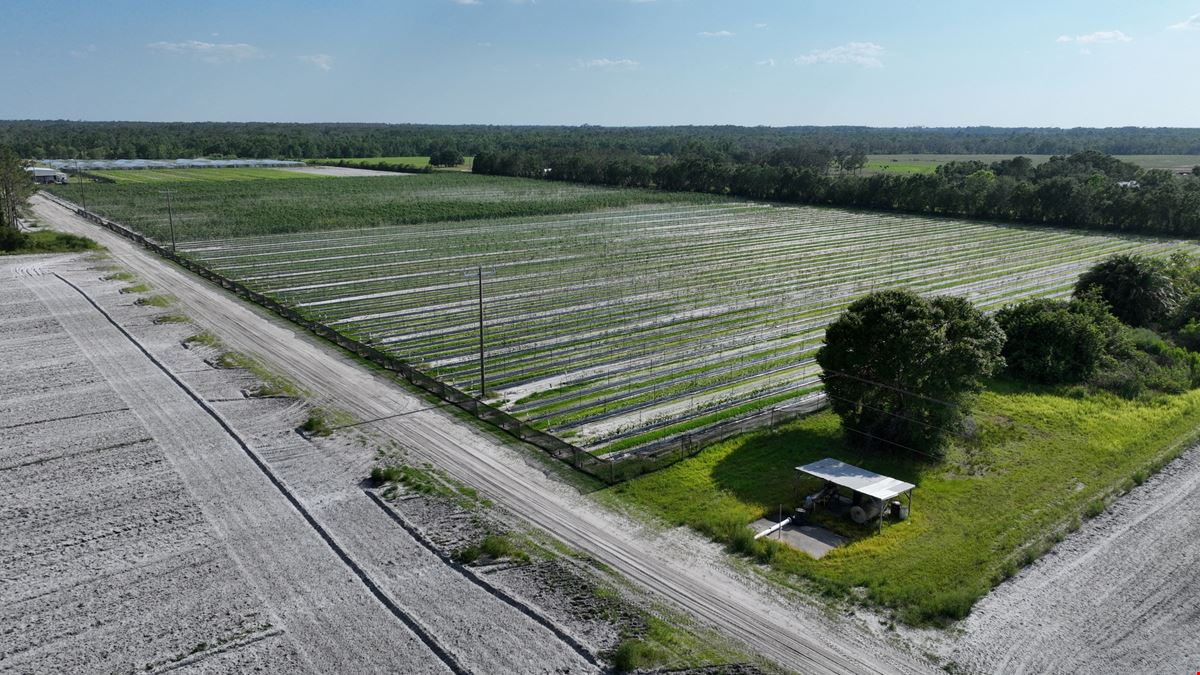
[815,290,1004,456]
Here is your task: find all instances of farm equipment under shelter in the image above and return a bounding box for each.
[796,458,915,534]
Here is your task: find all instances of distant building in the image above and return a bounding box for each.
[1117,180,1140,189]
[26,167,69,185]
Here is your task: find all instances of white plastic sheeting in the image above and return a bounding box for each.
[38,158,304,171]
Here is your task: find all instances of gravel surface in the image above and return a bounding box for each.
[29,195,938,674]
[937,443,1200,673]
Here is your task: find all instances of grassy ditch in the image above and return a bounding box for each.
[0,230,101,255]
[603,379,1200,625]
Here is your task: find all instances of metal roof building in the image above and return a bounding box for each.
[797,458,915,532]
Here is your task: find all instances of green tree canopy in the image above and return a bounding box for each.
[1073,254,1178,327]
[815,290,1004,456]
[428,145,464,167]
[0,145,34,251]
[995,295,1128,384]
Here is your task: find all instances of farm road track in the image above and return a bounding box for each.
[33,194,935,674]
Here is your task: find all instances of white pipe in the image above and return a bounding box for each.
[754,517,793,540]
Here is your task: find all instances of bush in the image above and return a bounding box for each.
[1090,338,1200,398]
[452,545,480,564]
[816,290,1004,455]
[611,639,663,673]
[1074,254,1177,327]
[1178,319,1200,352]
[996,299,1105,384]
[299,414,332,436]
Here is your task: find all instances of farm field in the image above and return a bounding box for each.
[865,153,1200,175]
[52,170,1200,455]
[170,203,1198,454]
[87,167,320,183]
[50,172,705,239]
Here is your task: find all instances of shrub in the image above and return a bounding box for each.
[452,546,480,564]
[996,299,1105,384]
[1176,319,1200,352]
[299,414,332,436]
[611,639,663,673]
[816,290,1004,455]
[1074,254,1177,327]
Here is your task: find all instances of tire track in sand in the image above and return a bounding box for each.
[23,271,458,675]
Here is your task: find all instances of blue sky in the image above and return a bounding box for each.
[5,1,1200,126]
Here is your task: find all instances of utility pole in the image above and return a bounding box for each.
[75,160,87,211]
[160,189,177,252]
[477,265,486,399]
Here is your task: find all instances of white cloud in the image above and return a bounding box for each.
[1055,30,1131,44]
[147,40,263,64]
[754,23,769,29]
[755,58,776,67]
[298,53,334,71]
[69,44,97,59]
[1169,12,1200,30]
[698,30,734,38]
[579,58,639,70]
[454,0,481,5]
[796,42,884,68]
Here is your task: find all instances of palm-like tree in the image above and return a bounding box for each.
[1074,254,1177,327]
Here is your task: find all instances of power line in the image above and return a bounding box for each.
[820,367,965,410]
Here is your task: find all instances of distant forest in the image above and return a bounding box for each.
[474,149,1200,237]
[3,120,1200,160]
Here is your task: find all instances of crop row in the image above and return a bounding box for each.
[175,201,1200,453]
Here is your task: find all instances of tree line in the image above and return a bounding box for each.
[473,148,1200,237]
[3,120,1200,160]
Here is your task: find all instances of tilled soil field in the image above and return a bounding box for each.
[1,253,597,674]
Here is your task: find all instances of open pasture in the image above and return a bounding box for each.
[170,200,1200,454]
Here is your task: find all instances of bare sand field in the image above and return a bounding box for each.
[1,251,595,673]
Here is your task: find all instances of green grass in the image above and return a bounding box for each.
[48,171,710,241]
[0,230,101,255]
[136,294,174,307]
[88,168,317,184]
[604,380,1200,625]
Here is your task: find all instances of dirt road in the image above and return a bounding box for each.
[31,194,933,674]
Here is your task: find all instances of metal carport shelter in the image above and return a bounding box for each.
[796,458,915,533]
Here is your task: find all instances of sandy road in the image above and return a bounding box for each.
[33,194,933,674]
